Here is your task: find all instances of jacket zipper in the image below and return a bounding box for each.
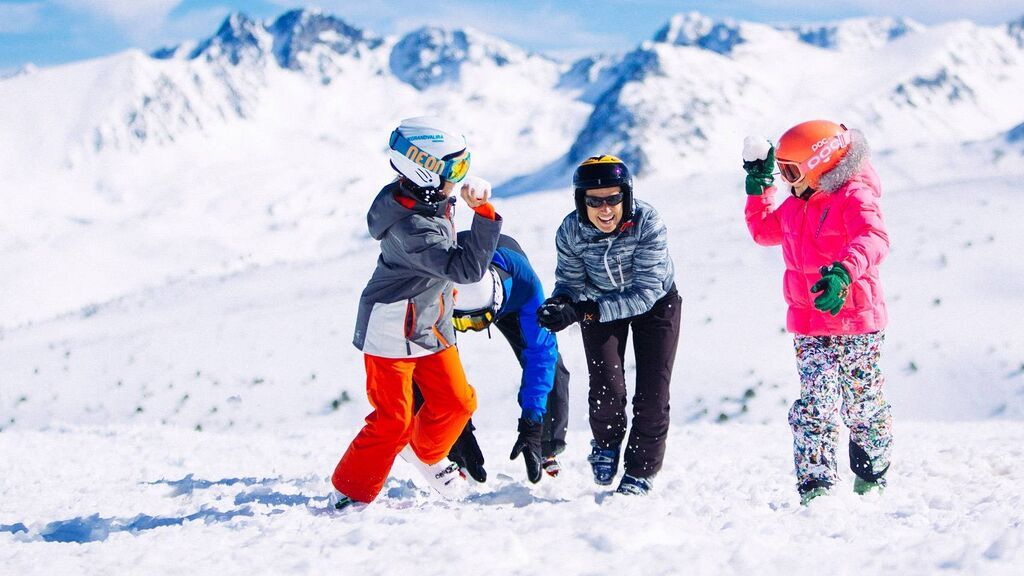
[433,292,451,348]
[602,237,626,292]
[798,201,809,281]
[814,206,830,239]
[404,301,416,355]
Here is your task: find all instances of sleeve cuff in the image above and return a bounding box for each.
[522,408,545,423]
[472,202,497,220]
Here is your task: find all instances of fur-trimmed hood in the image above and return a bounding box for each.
[817,129,871,194]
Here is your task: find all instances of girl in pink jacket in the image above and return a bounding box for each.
[742,120,893,505]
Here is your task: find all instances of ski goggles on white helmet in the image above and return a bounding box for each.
[389,129,471,184]
[452,266,504,333]
[775,130,853,185]
[452,307,496,333]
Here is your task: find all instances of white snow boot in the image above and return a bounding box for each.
[399,445,466,500]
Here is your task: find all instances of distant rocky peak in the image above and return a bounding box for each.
[1,63,38,79]
[268,8,383,70]
[1009,15,1024,48]
[389,26,526,90]
[188,12,272,65]
[652,12,746,55]
[1007,122,1024,143]
[781,17,923,51]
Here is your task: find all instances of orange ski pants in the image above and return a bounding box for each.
[332,346,477,503]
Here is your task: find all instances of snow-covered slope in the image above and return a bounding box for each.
[0,9,588,326]
[1,6,1021,422]
[779,16,923,51]
[1,423,1022,574]
[1,6,1021,418]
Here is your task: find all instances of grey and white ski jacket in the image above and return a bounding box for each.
[353,181,502,358]
[552,198,675,322]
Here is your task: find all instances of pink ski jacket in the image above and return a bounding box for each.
[745,130,888,336]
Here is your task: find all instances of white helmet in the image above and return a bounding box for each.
[452,266,504,333]
[388,116,471,191]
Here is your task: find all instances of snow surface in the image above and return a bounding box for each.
[2,7,1024,575]
[1,424,1022,575]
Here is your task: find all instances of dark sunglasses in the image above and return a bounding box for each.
[583,193,624,208]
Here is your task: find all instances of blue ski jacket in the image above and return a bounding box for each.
[492,237,559,422]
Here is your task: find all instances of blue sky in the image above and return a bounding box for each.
[2,0,1022,70]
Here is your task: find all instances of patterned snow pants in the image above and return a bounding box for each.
[789,331,893,491]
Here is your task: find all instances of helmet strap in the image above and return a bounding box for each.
[399,177,446,204]
[793,186,816,201]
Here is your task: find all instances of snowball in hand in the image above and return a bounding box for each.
[743,136,772,162]
[460,175,492,202]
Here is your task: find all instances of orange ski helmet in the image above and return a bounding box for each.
[775,120,852,188]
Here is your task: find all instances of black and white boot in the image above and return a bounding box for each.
[400,445,467,500]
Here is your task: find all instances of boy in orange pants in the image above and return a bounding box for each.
[330,117,502,509]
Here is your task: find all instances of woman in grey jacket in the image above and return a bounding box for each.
[538,155,680,496]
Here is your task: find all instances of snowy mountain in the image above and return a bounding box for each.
[269,9,384,72]
[1,8,1023,424]
[1009,15,1024,47]
[1008,121,1024,142]
[560,14,1024,181]
[0,63,37,80]
[652,12,749,54]
[652,13,921,54]
[5,10,1024,183]
[779,16,923,50]
[2,9,1024,573]
[187,12,273,66]
[391,26,541,89]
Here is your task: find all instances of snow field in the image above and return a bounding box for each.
[1,423,1022,575]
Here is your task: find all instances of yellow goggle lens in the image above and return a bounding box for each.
[447,155,470,183]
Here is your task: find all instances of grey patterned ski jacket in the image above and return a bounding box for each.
[552,198,674,322]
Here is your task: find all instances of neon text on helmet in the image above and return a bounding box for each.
[405,144,446,174]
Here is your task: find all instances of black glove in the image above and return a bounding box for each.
[536,296,578,333]
[509,417,544,484]
[576,300,599,326]
[447,419,486,482]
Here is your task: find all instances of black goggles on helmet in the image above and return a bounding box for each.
[583,192,625,208]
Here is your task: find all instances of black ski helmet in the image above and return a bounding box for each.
[573,155,634,226]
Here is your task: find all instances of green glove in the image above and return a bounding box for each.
[742,144,775,196]
[810,263,851,316]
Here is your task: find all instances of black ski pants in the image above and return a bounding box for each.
[580,286,681,478]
